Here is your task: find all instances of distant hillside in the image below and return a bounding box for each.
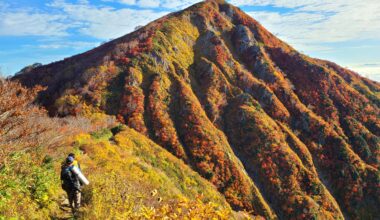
[12,0,380,219]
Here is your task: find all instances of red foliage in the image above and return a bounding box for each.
[146,76,187,160]
[119,86,147,134]
[214,45,229,65]
[175,80,254,211]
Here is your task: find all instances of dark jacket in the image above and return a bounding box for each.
[61,165,81,192]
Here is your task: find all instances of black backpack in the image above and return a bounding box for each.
[61,165,80,191]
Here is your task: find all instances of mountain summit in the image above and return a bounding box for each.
[14,0,380,219]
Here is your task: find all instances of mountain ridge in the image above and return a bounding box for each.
[13,0,380,219]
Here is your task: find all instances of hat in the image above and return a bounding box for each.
[66,156,74,164]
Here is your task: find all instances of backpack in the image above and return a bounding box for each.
[61,165,78,191]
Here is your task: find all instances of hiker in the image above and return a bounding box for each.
[61,156,82,214]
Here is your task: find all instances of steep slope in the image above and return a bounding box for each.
[14,0,380,219]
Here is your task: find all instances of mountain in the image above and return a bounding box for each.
[13,0,380,219]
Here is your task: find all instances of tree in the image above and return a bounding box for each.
[0,80,114,157]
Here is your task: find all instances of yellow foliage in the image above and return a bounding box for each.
[69,127,239,219]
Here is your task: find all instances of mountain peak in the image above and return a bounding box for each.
[13,1,380,219]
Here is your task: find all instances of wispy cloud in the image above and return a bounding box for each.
[2,0,379,43]
[107,0,200,9]
[0,0,169,39]
[0,10,69,36]
[230,0,342,9]
[35,41,100,49]
[49,0,169,39]
[348,63,380,82]
[243,0,380,46]
[361,63,380,67]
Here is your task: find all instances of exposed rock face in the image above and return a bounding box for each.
[14,1,380,219]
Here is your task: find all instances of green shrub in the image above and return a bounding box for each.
[90,128,113,140]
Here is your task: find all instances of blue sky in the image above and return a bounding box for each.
[1,0,379,81]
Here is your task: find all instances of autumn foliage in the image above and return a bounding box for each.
[9,0,380,219]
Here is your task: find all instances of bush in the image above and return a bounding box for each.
[0,152,60,219]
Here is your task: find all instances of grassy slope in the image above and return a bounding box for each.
[1,125,242,219]
[78,126,234,219]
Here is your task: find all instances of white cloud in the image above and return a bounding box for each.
[109,0,200,9]
[110,0,136,5]
[0,0,169,39]
[137,0,160,8]
[36,41,100,49]
[346,63,380,82]
[1,0,379,42]
[49,0,169,39]
[240,0,380,70]
[0,10,69,36]
[229,0,339,9]
[124,0,137,4]
[243,1,380,45]
[154,0,200,9]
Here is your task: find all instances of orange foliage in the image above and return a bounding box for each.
[119,86,147,134]
[146,75,187,160]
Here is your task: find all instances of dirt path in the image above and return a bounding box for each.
[51,198,75,220]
